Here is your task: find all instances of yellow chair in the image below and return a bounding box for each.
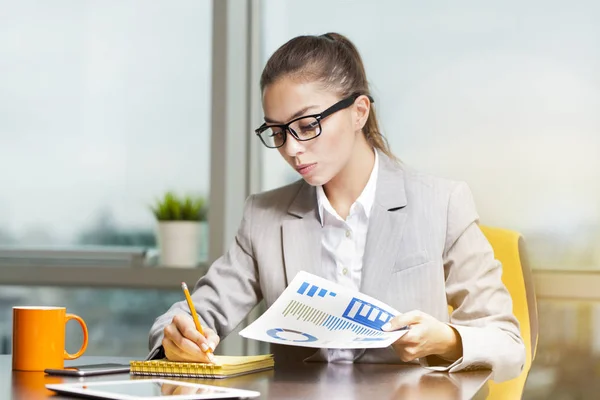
[479,225,539,399]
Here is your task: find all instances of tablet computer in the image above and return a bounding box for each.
[45,379,261,399]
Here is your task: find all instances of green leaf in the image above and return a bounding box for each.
[150,192,208,221]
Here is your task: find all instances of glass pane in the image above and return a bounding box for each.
[259,0,600,271]
[0,286,181,357]
[0,1,212,262]
[524,299,600,399]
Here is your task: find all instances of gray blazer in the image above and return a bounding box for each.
[148,152,525,382]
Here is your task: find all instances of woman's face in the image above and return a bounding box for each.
[262,78,361,187]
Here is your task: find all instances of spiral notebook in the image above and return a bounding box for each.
[129,355,274,379]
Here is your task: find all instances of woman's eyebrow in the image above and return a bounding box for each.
[264,105,319,124]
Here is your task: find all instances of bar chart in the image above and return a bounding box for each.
[342,298,393,331]
[282,299,384,337]
[296,281,337,298]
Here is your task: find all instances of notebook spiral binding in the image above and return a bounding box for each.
[130,360,217,378]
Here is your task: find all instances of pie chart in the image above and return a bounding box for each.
[266,328,318,342]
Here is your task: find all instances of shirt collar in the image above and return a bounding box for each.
[316,150,379,226]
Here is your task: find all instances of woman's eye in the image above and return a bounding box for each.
[299,122,318,132]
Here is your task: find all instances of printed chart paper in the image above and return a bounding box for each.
[239,271,407,348]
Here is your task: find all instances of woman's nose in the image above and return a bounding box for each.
[282,133,304,157]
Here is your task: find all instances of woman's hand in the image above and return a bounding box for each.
[382,310,462,363]
[162,314,219,363]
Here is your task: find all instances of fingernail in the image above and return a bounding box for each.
[381,323,391,331]
[200,343,209,352]
[208,341,216,351]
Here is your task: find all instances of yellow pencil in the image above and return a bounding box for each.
[181,282,212,354]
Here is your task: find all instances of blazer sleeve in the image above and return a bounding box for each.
[420,182,526,382]
[147,195,262,359]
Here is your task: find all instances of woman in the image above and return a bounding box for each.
[149,33,525,382]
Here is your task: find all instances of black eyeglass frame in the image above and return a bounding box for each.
[254,93,374,149]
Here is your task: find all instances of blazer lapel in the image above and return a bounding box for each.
[282,182,323,285]
[360,153,408,300]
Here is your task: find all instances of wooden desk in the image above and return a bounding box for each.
[2,355,491,399]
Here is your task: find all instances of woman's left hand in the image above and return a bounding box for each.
[382,310,463,362]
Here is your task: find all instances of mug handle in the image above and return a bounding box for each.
[64,313,89,360]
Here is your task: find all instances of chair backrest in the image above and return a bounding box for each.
[479,225,539,399]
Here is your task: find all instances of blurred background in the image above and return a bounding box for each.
[1,1,599,398]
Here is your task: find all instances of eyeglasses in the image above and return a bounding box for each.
[255,93,374,149]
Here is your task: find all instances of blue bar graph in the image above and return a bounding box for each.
[293,283,390,337]
[297,282,309,295]
[282,300,386,339]
[296,282,338,299]
[314,313,384,336]
[342,298,393,330]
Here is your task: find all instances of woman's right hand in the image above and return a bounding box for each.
[162,314,219,363]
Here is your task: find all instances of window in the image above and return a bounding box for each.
[0,0,213,356]
[0,1,212,258]
[259,0,600,271]
[0,286,181,357]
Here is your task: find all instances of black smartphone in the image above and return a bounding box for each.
[44,363,130,377]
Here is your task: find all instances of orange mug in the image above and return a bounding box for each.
[12,306,88,371]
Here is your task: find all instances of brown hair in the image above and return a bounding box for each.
[260,32,396,161]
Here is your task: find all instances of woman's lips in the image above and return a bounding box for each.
[296,163,317,175]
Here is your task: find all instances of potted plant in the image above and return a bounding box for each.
[151,192,207,268]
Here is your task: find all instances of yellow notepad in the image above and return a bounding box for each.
[129,355,274,379]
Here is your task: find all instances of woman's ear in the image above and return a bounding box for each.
[354,95,371,130]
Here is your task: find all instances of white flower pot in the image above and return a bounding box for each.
[157,221,201,268]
